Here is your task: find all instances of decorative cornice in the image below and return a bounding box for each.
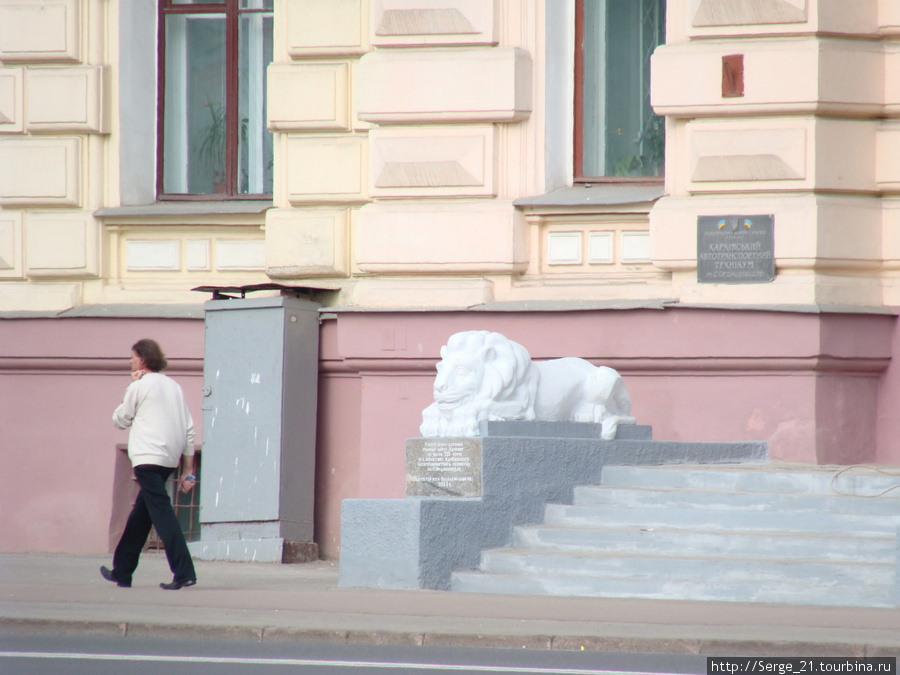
[318,355,890,377]
[0,357,203,374]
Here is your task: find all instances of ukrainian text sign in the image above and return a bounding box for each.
[406,438,482,497]
[697,215,775,284]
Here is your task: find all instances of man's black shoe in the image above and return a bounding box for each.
[99,566,131,588]
[159,578,197,590]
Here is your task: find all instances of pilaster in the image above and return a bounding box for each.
[0,0,107,311]
[265,0,536,309]
[651,0,896,309]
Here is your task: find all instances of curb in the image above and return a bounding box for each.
[2,618,897,657]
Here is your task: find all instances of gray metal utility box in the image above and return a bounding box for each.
[192,294,319,563]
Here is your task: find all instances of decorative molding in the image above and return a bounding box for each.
[216,240,266,271]
[285,0,366,58]
[377,9,475,35]
[286,136,367,204]
[0,137,81,206]
[25,66,107,133]
[126,240,180,271]
[653,41,882,119]
[267,64,349,132]
[885,43,900,117]
[0,67,23,132]
[355,201,527,274]
[693,155,802,182]
[266,207,350,278]
[349,276,494,308]
[357,48,532,125]
[377,161,479,188]
[0,0,81,63]
[370,126,493,197]
[877,122,900,193]
[689,125,806,185]
[881,2,900,36]
[25,213,97,277]
[372,0,497,46]
[546,232,582,266]
[185,240,210,271]
[692,0,806,27]
[0,209,22,278]
[588,232,614,264]
[0,357,202,374]
[621,232,651,263]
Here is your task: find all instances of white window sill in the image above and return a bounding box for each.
[94,201,273,218]
[513,185,664,209]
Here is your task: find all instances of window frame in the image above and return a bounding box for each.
[573,0,665,185]
[156,0,273,201]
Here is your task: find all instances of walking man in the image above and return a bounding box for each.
[102,338,198,590]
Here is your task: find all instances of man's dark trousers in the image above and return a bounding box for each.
[112,464,196,585]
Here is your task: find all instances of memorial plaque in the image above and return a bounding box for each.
[697,215,775,284]
[406,438,482,497]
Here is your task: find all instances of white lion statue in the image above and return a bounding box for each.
[419,330,636,440]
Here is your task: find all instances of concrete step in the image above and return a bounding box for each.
[512,525,896,563]
[449,570,895,608]
[599,464,900,497]
[573,485,900,518]
[543,503,900,536]
[452,463,900,607]
[476,548,893,586]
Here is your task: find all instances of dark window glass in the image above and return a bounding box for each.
[159,0,273,198]
[576,0,665,180]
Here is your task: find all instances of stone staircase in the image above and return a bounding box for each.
[450,463,900,607]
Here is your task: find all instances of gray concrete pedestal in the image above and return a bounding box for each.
[340,424,767,589]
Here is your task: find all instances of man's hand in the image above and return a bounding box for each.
[179,455,196,493]
[178,474,196,493]
[131,368,148,381]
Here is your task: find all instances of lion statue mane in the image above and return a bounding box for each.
[419,330,636,440]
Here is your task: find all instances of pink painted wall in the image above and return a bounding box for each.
[4,307,898,557]
[0,318,204,554]
[313,319,362,557]
[876,309,900,465]
[309,307,898,556]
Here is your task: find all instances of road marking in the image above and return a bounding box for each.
[0,651,670,675]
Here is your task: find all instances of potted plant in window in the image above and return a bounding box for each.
[198,100,227,193]
[613,115,666,177]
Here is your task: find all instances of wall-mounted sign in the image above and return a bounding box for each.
[697,215,775,284]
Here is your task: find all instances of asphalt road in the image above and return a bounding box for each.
[0,633,708,675]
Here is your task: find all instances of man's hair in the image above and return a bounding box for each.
[132,338,168,372]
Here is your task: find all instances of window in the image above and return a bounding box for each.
[158,0,274,199]
[575,0,665,180]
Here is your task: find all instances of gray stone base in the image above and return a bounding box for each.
[479,420,652,440]
[191,521,317,563]
[283,540,319,563]
[190,537,285,563]
[339,436,768,590]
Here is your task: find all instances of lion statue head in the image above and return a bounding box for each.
[420,331,538,437]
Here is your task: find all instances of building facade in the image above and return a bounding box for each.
[3,0,900,558]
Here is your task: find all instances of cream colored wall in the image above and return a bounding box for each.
[652,0,900,309]
[0,0,104,310]
[266,0,535,308]
[265,0,666,309]
[7,0,899,314]
[0,0,269,313]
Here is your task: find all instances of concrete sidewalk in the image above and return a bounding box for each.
[1,553,897,657]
